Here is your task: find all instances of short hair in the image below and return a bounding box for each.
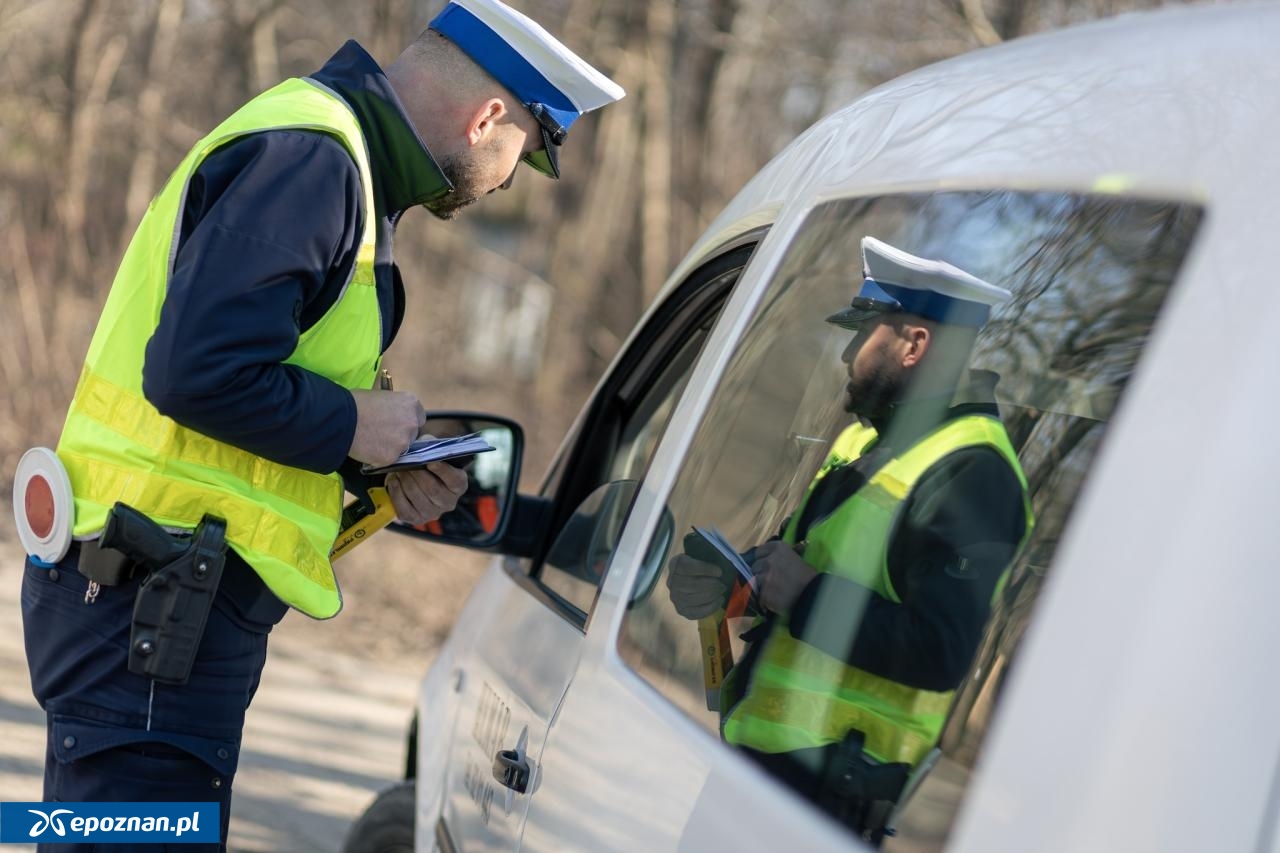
[412,28,510,102]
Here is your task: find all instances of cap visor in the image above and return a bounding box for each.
[825,298,898,330]
[522,127,561,179]
[824,308,885,327]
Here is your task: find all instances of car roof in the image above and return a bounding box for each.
[665,1,1280,291]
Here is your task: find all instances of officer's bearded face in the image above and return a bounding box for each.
[842,319,908,419]
[426,132,520,220]
[426,149,492,219]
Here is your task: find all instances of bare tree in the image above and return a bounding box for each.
[61,0,127,281]
[121,0,186,248]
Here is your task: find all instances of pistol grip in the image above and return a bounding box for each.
[101,502,186,571]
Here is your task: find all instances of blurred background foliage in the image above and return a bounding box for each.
[0,0,1216,653]
[0,0,1215,484]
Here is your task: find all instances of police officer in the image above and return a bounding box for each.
[20,1,623,848]
[667,236,1033,840]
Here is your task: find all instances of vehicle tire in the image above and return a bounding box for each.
[342,781,415,853]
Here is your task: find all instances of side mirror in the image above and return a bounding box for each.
[629,503,673,607]
[540,479,674,604]
[392,412,523,549]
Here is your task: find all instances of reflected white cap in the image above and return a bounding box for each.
[827,236,1011,329]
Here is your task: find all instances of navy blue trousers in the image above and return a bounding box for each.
[21,543,286,851]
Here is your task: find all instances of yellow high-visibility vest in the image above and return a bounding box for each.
[57,77,382,618]
[722,416,1033,765]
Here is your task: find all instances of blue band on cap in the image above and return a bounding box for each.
[856,279,903,310]
[859,278,991,327]
[431,5,581,131]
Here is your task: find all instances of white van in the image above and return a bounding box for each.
[344,4,1280,852]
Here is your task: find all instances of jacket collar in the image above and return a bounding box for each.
[308,40,453,217]
[870,370,1003,449]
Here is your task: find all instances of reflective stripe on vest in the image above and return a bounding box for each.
[722,415,1033,765]
[56,77,381,618]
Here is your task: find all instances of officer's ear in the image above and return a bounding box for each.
[899,321,932,368]
[466,98,509,147]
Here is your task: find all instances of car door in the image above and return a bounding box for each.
[434,239,761,852]
[517,187,1203,851]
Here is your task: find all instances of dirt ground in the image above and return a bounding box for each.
[0,509,489,852]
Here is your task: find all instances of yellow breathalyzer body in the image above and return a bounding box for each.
[330,486,398,562]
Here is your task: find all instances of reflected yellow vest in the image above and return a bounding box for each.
[56,78,381,618]
[722,416,1032,765]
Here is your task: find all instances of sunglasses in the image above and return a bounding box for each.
[523,103,568,178]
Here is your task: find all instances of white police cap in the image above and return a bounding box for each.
[827,236,1011,329]
[430,0,625,179]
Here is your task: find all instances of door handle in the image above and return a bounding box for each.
[492,748,530,793]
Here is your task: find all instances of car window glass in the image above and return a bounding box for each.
[618,191,1202,846]
[539,323,710,614]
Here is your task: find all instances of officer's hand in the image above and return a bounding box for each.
[348,389,426,468]
[385,462,468,526]
[750,540,817,614]
[666,554,730,620]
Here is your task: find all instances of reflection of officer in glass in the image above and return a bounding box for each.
[668,236,1032,839]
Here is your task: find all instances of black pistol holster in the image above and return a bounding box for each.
[97,502,228,685]
[819,731,911,845]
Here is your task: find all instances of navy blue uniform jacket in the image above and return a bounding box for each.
[141,41,453,475]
